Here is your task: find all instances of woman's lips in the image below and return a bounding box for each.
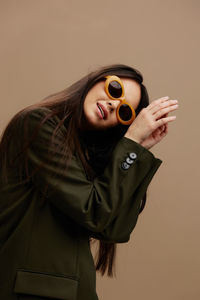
[97,103,108,119]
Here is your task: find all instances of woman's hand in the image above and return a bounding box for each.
[140,113,169,149]
[124,96,179,149]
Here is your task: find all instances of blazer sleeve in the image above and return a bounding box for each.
[85,161,160,243]
[20,108,162,236]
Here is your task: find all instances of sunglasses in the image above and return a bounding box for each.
[104,75,136,125]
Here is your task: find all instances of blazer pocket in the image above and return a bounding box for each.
[14,269,79,300]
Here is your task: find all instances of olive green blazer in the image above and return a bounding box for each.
[0,108,162,300]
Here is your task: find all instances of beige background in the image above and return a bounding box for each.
[0,0,199,299]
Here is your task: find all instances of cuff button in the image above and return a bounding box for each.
[129,152,137,160]
[121,162,130,170]
[126,157,134,164]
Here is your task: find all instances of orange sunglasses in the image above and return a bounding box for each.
[104,75,136,125]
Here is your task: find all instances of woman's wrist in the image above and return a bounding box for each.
[124,132,142,145]
[140,141,151,150]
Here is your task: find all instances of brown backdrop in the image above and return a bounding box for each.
[0,1,199,299]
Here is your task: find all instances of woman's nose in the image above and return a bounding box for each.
[107,100,120,111]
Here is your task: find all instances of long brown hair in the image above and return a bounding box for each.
[0,64,149,277]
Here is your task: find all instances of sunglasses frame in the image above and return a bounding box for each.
[104,75,136,125]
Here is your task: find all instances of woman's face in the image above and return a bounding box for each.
[83,77,141,130]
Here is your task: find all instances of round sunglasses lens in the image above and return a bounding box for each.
[108,81,122,98]
[119,104,132,121]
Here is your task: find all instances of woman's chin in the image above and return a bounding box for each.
[82,114,118,131]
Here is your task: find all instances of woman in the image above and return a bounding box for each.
[0,64,178,300]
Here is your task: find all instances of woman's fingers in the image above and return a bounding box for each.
[153,103,178,120]
[150,99,178,114]
[147,96,178,115]
[146,96,170,111]
[160,123,168,135]
[156,115,176,127]
[160,124,165,132]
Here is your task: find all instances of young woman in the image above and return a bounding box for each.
[0,64,178,300]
